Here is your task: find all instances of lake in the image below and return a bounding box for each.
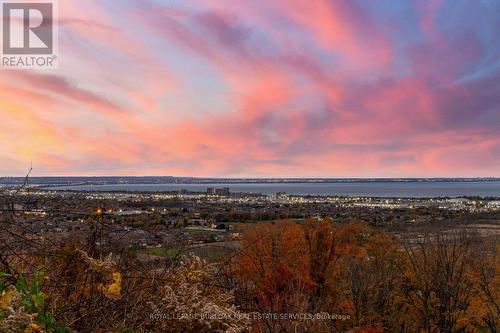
[47,181,500,198]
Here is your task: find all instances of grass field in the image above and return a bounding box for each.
[137,246,181,257]
[184,227,225,235]
[137,243,234,261]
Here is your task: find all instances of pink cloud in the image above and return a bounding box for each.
[0,0,498,177]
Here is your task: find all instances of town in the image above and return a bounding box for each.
[2,185,499,332]
[2,186,499,254]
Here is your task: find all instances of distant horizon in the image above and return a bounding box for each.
[11,177,499,198]
[1,175,499,181]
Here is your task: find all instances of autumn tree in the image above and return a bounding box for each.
[345,231,404,331]
[303,220,367,313]
[469,237,499,331]
[400,231,478,332]
[232,220,315,332]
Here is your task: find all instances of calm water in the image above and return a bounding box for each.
[48,181,500,198]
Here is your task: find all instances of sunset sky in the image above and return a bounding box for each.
[1,0,499,177]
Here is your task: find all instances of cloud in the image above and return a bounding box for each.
[8,71,126,115]
[0,0,499,177]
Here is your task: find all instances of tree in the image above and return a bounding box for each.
[400,232,477,332]
[346,232,404,331]
[303,220,367,314]
[232,220,314,332]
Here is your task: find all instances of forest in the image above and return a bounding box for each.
[1,204,498,333]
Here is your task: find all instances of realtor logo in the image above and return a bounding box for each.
[1,0,58,69]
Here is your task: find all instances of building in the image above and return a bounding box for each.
[207,187,230,196]
[276,192,288,199]
[215,187,230,196]
[487,201,500,209]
